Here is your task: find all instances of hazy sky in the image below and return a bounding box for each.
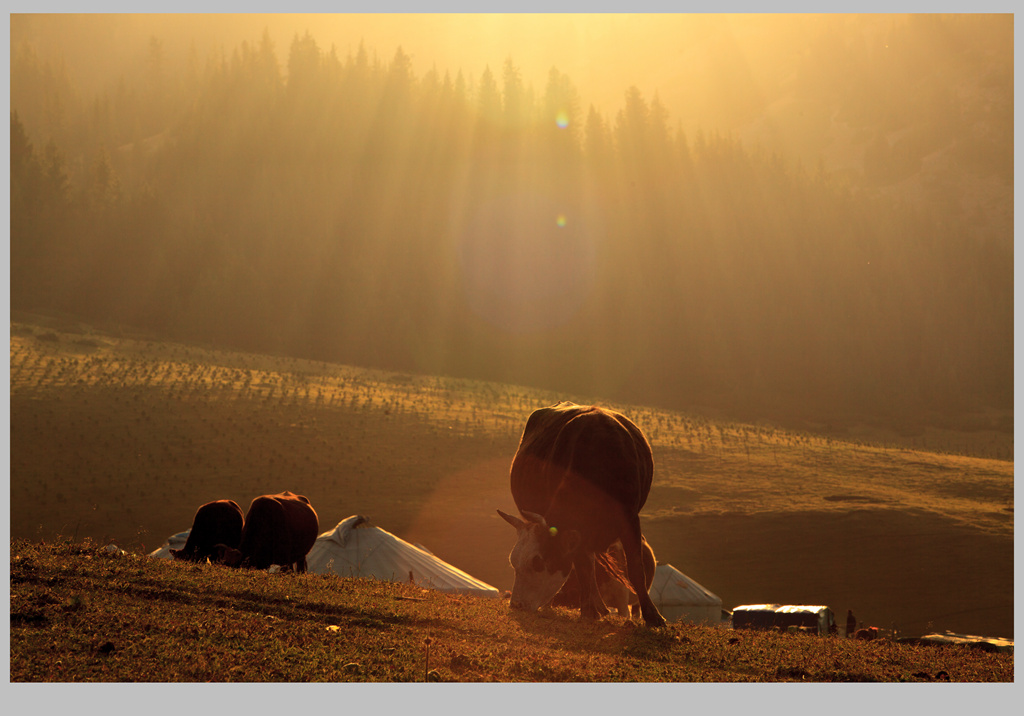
[7,9,939,132]
[8,5,1014,434]
[10,12,741,113]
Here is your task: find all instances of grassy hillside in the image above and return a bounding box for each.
[8,314,1014,641]
[9,538,1013,682]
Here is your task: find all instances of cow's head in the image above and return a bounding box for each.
[498,509,581,612]
[214,544,244,568]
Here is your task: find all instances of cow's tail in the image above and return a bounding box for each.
[595,550,633,593]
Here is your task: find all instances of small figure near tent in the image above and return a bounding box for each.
[847,609,857,638]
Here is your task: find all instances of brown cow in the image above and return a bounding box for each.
[218,491,319,572]
[498,402,666,627]
[170,499,244,563]
[550,536,657,618]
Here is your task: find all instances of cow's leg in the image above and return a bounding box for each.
[607,583,630,616]
[575,551,609,620]
[621,519,666,627]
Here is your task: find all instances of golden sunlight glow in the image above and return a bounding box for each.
[8,14,1014,648]
[10,12,1012,405]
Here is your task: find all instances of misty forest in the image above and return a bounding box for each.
[9,14,1012,433]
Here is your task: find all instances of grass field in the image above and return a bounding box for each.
[9,537,1013,683]
[8,315,1014,641]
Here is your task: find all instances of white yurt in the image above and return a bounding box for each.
[649,563,722,625]
[148,530,190,559]
[306,515,500,598]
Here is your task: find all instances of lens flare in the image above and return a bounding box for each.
[456,192,597,335]
[555,111,569,129]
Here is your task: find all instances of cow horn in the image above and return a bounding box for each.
[520,511,548,528]
[497,509,527,531]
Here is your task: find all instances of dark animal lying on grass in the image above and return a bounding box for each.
[217,491,319,572]
[170,499,244,563]
[498,401,666,627]
[855,627,879,641]
[549,536,657,618]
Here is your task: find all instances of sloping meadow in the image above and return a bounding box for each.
[9,318,1014,640]
[9,538,1013,682]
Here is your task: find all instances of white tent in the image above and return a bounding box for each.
[306,515,500,598]
[731,604,835,635]
[907,631,1013,654]
[649,563,722,625]
[148,530,190,559]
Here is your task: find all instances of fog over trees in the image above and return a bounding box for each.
[10,14,1012,430]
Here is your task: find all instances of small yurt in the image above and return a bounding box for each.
[731,604,836,635]
[306,515,499,598]
[648,563,722,625]
[148,530,190,559]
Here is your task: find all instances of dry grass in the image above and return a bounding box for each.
[10,538,1013,683]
